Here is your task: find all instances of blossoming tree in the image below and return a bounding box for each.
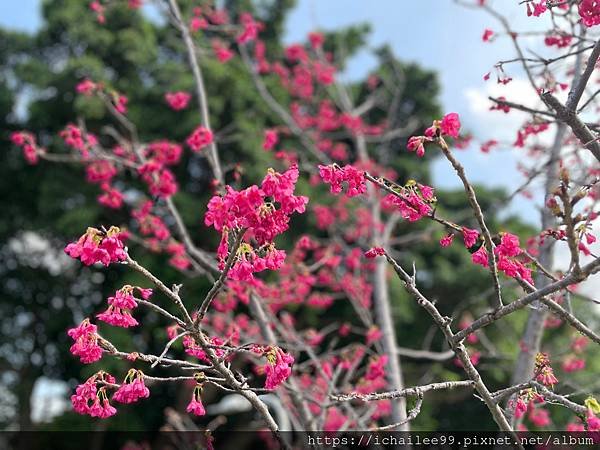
[8,0,600,446]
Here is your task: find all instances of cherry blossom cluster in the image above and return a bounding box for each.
[468,232,534,285]
[407,112,462,157]
[204,164,308,280]
[64,226,127,266]
[97,285,152,328]
[10,131,43,164]
[76,78,128,114]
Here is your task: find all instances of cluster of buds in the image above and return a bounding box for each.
[64,226,127,266]
[76,78,128,114]
[10,131,43,164]
[534,352,559,387]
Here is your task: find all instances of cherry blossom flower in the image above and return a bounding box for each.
[587,408,600,431]
[113,369,150,404]
[262,129,279,150]
[534,353,558,387]
[365,247,385,258]
[264,346,294,390]
[365,355,387,381]
[97,305,138,328]
[64,226,127,266]
[76,78,98,96]
[186,384,206,416]
[318,164,366,198]
[440,233,454,247]
[514,396,528,419]
[407,136,426,157]
[204,166,306,280]
[308,31,324,49]
[562,356,585,373]
[237,12,260,44]
[165,91,191,111]
[440,112,461,138]
[579,0,600,27]
[461,227,479,248]
[528,405,551,427]
[68,319,103,364]
[212,40,234,63]
[471,246,489,267]
[10,131,41,164]
[98,183,124,209]
[71,372,116,417]
[186,126,214,152]
[366,326,383,345]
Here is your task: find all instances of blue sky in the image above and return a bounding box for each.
[0,0,547,223]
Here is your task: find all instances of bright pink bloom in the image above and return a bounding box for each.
[186,394,206,416]
[205,166,306,280]
[440,113,461,138]
[567,422,585,432]
[262,129,279,150]
[64,226,127,266]
[407,136,426,157]
[471,246,489,267]
[76,78,97,96]
[186,126,214,152]
[579,0,600,27]
[528,406,551,427]
[482,29,494,42]
[237,13,260,44]
[98,183,123,209]
[89,395,117,418]
[495,233,522,257]
[71,373,117,418]
[108,286,138,309]
[113,370,150,404]
[212,40,234,63]
[366,326,383,345]
[365,247,385,258]
[440,233,454,247]
[308,31,324,49]
[190,16,208,32]
[68,319,103,364]
[97,306,138,328]
[461,227,479,248]
[365,355,387,381]
[562,356,585,373]
[514,397,528,419]
[264,347,294,390]
[165,91,191,111]
[318,164,366,198]
[11,131,40,164]
[137,287,153,299]
[536,366,558,387]
[128,0,142,9]
[114,95,128,114]
[587,409,600,431]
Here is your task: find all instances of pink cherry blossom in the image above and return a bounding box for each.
[186,126,214,152]
[440,112,461,138]
[264,346,294,390]
[262,129,279,150]
[65,226,127,266]
[461,227,479,248]
[165,91,191,111]
[113,370,150,404]
[68,319,103,364]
